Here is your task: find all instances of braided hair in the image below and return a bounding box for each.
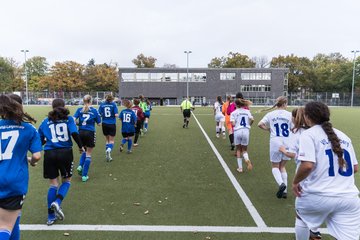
[82,95,92,113]
[304,101,345,167]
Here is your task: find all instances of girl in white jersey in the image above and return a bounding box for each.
[213,96,226,139]
[293,102,360,240]
[258,96,292,199]
[230,99,254,173]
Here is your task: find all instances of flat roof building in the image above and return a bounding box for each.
[118,67,289,105]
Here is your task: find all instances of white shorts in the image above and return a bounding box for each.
[234,128,250,146]
[269,137,291,163]
[296,194,360,240]
[215,113,225,123]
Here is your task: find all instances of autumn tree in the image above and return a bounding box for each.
[24,56,49,91]
[208,52,255,68]
[84,59,119,92]
[132,54,157,68]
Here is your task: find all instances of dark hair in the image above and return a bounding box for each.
[0,95,36,124]
[122,99,132,108]
[226,95,232,102]
[133,98,140,106]
[236,92,244,99]
[8,94,23,104]
[217,96,223,105]
[304,101,345,167]
[48,98,69,121]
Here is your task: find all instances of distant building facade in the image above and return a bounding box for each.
[118,68,289,105]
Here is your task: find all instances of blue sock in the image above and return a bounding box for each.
[121,139,127,145]
[83,157,91,177]
[56,181,71,205]
[9,216,20,240]
[128,139,132,150]
[109,143,114,151]
[105,143,110,151]
[144,122,148,129]
[0,229,11,240]
[79,152,86,167]
[47,185,58,209]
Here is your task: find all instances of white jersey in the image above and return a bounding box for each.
[297,125,359,197]
[230,108,253,131]
[288,128,306,164]
[214,101,225,122]
[259,109,292,138]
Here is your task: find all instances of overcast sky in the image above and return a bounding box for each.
[1,0,359,67]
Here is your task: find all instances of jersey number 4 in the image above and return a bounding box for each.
[0,130,19,161]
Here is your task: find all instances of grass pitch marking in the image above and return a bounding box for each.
[192,113,267,228]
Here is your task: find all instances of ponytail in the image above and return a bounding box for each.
[259,96,287,113]
[321,121,346,168]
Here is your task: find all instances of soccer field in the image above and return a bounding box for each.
[20,106,360,240]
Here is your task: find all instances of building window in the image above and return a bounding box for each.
[136,73,149,81]
[220,73,235,80]
[150,73,163,82]
[179,73,189,82]
[122,73,135,82]
[192,73,206,82]
[163,73,178,82]
[241,72,271,80]
[240,85,271,92]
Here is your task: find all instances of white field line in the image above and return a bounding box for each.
[192,113,267,228]
[20,224,328,234]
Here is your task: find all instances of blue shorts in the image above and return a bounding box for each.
[144,111,151,118]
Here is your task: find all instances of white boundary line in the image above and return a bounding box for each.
[192,113,267,228]
[20,224,328,233]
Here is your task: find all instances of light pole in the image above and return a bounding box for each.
[184,51,192,100]
[351,50,359,107]
[21,49,29,105]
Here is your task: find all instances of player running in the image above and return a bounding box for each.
[214,96,226,139]
[73,95,101,182]
[258,96,292,199]
[38,98,84,225]
[119,100,137,154]
[230,99,254,173]
[98,94,118,162]
[131,98,145,147]
[222,95,234,150]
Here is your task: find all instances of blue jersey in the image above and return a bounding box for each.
[38,116,79,151]
[98,101,118,125]
[0,120,42,198]
[119,108,137,133]
[73,107,101,132]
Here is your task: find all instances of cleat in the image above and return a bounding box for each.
[82,176,89,182]
[46,214,57,226]
[236,168,243,173]
[310,230,322,239]
[276,183,287,199]
[245,160,253,171]
[282,192,287,199]
[222,134,226,139]
[50,202,64,221]
[119,144,124,152]
[76,166,82,176]
[183,124,186,128]
[144,128,148,133]
[231,145,235,151]
[127,150,132,154]
[106,150,112,162]
[216,133,220,138]
[133,143,138,147]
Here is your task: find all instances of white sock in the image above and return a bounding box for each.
[295,218,310,240]
[272,168,284,186]
[243,152,249,161]
[237,158,243,169]
[221,126,225,134]
[281,172,288,193]
[216,126,219,134]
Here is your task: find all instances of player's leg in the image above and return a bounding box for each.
[82,147,94,182]
[279,160,288,198]
[0,208,21,240]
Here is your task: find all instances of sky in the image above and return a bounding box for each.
[1,0,359,67]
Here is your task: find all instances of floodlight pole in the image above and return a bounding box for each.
[21,49,29,105]
[184,51,192,100]
[351,50,359,107]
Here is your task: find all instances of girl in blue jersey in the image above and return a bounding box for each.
[119,100,137,154]
[98,94,118,162]
[73,95,101,182]
[0,95,42,240]
[38,99,84,225]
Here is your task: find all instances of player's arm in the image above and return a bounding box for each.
[257,121,269,131]
[28,152,41,167]
[279,146,296,158]
[354,164,358,173]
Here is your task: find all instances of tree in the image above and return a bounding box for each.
[252,56,269,68]
[24,56,49,91]
[208,52,255,68]
[84,60,119,92]
[0,57,23,92]
[39,61,86,92]
[132,54,157,68]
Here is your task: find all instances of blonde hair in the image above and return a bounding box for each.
[291,107,308,133]
[82,95,92,113]
[105,94,114,102]
[260,96,287,112]
[235,98,252,108]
